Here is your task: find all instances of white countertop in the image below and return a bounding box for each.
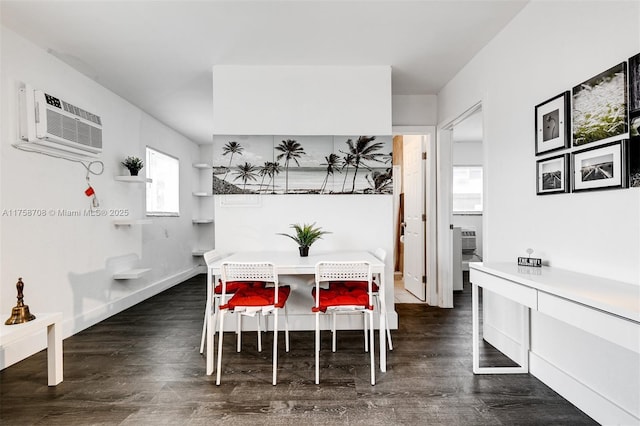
[470,262,640,323]
[208,250,385,275]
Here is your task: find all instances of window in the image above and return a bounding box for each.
[452,166,483,213]
[146,147,180,216]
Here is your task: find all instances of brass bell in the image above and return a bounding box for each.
[5,277,36,325]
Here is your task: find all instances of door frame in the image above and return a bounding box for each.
[392,125,437,304]
[436,101,483,308]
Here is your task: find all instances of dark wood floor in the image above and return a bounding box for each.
[1,274,597,425]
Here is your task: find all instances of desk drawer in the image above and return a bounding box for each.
[471,269,537,309]
[538,292,640,354]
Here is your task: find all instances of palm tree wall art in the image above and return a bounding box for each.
[341,136,385,193]
[275,139,306,194]
[233,162,258,190]
[212,135,392,195]
[221,141,244,182]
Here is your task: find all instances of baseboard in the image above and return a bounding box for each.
[1,266,203,370]
[530,352,639,425]
[68,266,204,336]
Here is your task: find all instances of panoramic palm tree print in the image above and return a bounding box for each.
[212,135,391,195]
[265,161,282,193]
[275,139,306,194]
[221,141,244,182]
[319,153,341,193]
[233,162,258,190]
[340,153,355,193]
[341,136,385,193]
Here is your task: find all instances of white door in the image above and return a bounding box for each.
[403,135,425,300]
[436,127,454,308]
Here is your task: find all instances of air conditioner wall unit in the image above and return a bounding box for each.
[18,84,102,158]
[461,228,477,254]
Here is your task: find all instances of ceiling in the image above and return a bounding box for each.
[1,1,527,145]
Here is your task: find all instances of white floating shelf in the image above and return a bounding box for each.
[113,268,151,280]
[192,219,214,224]
[113,219,153,227]
[192,192,213,197]
[193,163,213,169]
[114,176,152,183]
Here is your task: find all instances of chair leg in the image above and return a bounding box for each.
[216,310,226,385]
[315,312,320,384]
[200,303,209,354]
[368,310,375,386]
[272,310,278,386]
[386,314,393,351]
[364,312,369,352]
[375,294,393,351]
[332,312,337,352]
[206,305,215,375]
[284,306,290,352]
[257,312,262,352]
[236,312,242,352]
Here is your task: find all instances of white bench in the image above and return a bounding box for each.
[0,312,64,386]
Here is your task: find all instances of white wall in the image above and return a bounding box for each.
[0,27,201,367]
[214,194,395,329]
[212,64,395,329]
[212,65,392,135]
[437,2,640,423]
[392,95,437,126]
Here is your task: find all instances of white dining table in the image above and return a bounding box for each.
[205,250,388,375]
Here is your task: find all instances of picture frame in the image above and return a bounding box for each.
[629,114,640,188]
[572,62,628,147]
[536,154,569,195]
[571,140,627,192]
[629,53,640,114]
[535,92,570,155]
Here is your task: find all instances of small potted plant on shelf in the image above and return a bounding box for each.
[278,222,330,257]
[121,156,144,176]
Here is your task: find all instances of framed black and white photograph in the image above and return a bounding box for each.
[572,141,627,192]
[535,92,570,155]
[572,62,628,147]
[629,53,640,114]
[630,114,640,187]
[536,154,569,195]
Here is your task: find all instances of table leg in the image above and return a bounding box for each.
[206,271,214,375]
[378,273,387,372]
[472,284,529,374]
[47,320,63,386]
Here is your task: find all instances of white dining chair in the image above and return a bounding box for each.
[216,262,290,386]
[204,252,270,376]
[328,249,393,352]
[370,248,393,350]
[313,261,375,385]
[201,249,231,354]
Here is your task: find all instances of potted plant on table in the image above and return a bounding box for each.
[121,156,144,176]
[278,223,330,257]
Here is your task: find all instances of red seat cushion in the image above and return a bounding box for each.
[329,280,379,293]
[214,279,266,294]
[312,286,373,313]
[221,286,291,310]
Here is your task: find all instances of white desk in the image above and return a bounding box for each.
[0,312,64,386]
[470,262,640,374]
[205,250,388,375]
